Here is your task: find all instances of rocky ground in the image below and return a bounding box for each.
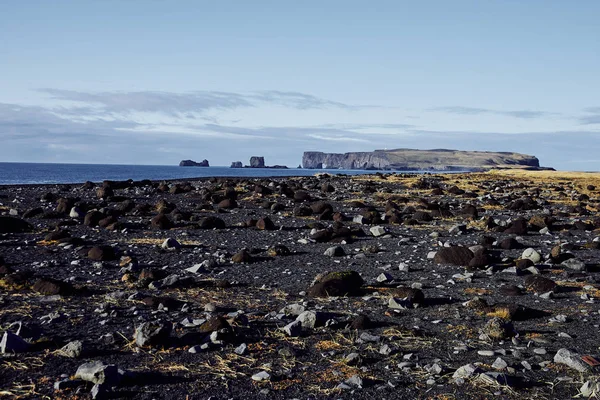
[0,170,599,399]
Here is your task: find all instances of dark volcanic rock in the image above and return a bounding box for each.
[0,217,32,233]
[151,214,173,230]
[232,249,252,263]
[88,246,117,261]
[134,321,172,347]
[32,277,71,296]
[524,275,557,293]
[434,246,474,266]
[308,270,364,298]
[504,218,529,235]
[198,216,226,229]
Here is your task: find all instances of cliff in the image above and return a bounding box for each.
[302,149,542,171]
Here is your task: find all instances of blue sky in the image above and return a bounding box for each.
[1,0,599,170]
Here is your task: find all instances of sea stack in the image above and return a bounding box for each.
[179,159,209,167]
[249,156,265,168]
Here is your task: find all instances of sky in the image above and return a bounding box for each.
[1,0,599,170]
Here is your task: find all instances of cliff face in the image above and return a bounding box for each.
[302,149,541,170]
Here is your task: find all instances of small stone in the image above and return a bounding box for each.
[398,262,411,272]
[234,343,247,355]
[376,272,394,283]
[492,357,508,370]
[185,264,207,274]
[58,340,83,358]
[370,226,387,237]
[478,350,495,356]
[521,248,542,264]
[561,258,586,272]
[344,374,363,388]
[453,364,480,380]
[188,345,202,353]
[279,304,305,316]
[324,246,345,257]
[379,344,393,356]
[388,297,412,310]
[521,361,532,370]
[345,352,361,365]
[580,381,600,398]
[74,361,121,386]
[282,320,302,337]
[296,311,320,329]
[252,371,271,382]
[161,238,181,250]
[358,332,380,343]
[91,383,107,400]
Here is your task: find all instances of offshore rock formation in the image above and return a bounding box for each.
[230,161,243,168]
[179,159,209,167]
[246,157,288,169]
[249,157,265,168]
[302,149,543,171]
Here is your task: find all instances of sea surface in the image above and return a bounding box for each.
[0,162,414,185]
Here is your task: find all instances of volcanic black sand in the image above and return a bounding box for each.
[0,170,599,399]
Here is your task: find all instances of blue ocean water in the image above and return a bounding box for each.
[0,162,397,185]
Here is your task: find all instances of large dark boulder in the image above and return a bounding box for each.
[198,216,226,229]
[32,278,72,296]
[88,246,117,261]
[151,214,172,230]
[0,217,32,233]
[524,275,557,293]
[308,270,364,298]
[434,246,474,266]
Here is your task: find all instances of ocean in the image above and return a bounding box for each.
[0,162,400,185]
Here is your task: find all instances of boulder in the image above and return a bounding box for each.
[0,217,32,233]
[433,246,474,266]
[151,214,172,230]
[134,321,172,347]
[75,361,122,385]
[524,275,557,293]
[554,348,591,373]
[88,246,117,261]
[308,270,364,298]
[32,278,71,296]
[198,216,226,229]
[256,217,275,230]
[0,331,30,353]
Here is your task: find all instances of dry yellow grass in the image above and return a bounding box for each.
[446,324,478,339]
[486,308,512,320]
[125,238,204,246]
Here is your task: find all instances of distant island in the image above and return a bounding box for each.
[302,149,549,171]
[179,159,209,167]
